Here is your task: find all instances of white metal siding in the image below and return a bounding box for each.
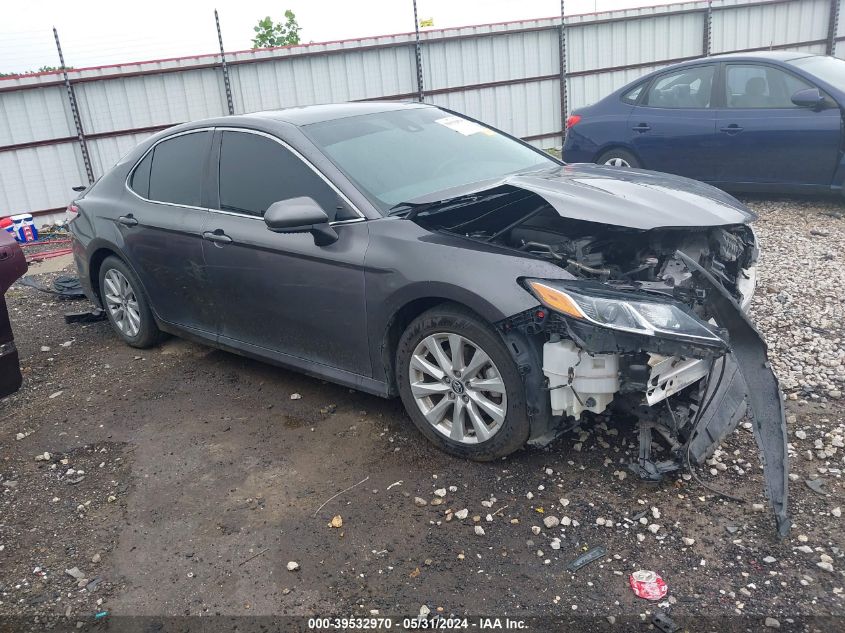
[0,0,838,221]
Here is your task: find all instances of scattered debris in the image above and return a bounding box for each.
[629,570,668,601]
[652,610,680,633]
[566,546,606,572]
[329,515,343,528]
[286,561,300,571]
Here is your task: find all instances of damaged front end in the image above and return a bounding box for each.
[409,175,789,537]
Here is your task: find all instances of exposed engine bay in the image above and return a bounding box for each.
[409,186,789,537]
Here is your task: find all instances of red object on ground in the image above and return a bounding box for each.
[629,570,668,600]
[26,248,73,263]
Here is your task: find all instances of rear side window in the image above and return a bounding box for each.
[218,131,354,220]
[147,131,211,207]
[130,151,152,198]
[643,65,715,108]
[621,83,645,104]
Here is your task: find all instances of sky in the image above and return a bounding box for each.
[0,0,677,75]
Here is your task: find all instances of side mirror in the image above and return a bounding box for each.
[791,87,826,110]
[263,196,338,246]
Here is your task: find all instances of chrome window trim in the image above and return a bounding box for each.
[214,126,366,221]
[123,126,367,222]
[124,127,214,212]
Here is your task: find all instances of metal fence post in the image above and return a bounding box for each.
[827,0,841,56]
[54,27,94,184]
[215,9,235,115]
[559,1,568,139]
[703,0,713,56]
[412,0,425,102]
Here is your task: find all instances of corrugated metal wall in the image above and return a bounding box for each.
[0,0,841,223]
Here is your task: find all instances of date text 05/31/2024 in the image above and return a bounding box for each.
[307,617,529,630]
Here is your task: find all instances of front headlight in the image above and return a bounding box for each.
[525,279,724,343]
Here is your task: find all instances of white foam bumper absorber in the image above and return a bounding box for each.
[543,339,620,419]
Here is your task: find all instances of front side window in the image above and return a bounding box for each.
[725,64,814,108]
[643,65,715,108]
[302,107,556,212]
[217,131,353,220]
[147,131,211,207]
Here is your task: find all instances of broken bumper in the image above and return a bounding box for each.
[501,255,789,537]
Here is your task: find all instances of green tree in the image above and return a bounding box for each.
[251,10,301,48]
[0,65,72,78]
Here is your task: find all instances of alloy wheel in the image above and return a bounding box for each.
[604,157,631,167]
[408,333,507,444]
[103,269,141,337]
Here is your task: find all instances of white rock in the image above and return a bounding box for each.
[832,507,842,518]
[764,617,780,628]
[795,430,807,440]
[648,524,660,534]
[414,497,427,507]
[682,537,695,546]
[526,492,534,500]
[762,556,777,564]
[796,545,813,554]
[455,509,469,520]
[651,507,661,519]
[434,488,446,497]
[481,500,493,508]
[286,561,300,571]
[550,539,561,550]
[543,516,560,529]
[559,498,570,507]
[596,517,606,526]
[636,533,646,542]
[419,605,430,617]
[290,393,302,400]
[561,516,572,526]
[474,525,485,536]
[531,526,541,535]
[817,561,834,573]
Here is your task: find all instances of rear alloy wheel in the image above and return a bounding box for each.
[596,148,640,169]
[396,304,529,461]
[98,255,164,348]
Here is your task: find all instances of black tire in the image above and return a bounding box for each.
[98,255,164,349]
[396,304,530,461]
[596,148,640,168]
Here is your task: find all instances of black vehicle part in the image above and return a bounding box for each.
[677,251,790,538]
[630,420,682,481]
[18,274,86,299]
[566,545,607,572]
[652,611,681,633]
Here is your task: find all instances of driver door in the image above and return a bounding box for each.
[201,128,372,376]
[712,63,841,187]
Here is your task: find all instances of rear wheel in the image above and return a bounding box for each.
[98,256,164,348]
[596,148,640,168]
[396,304,530,461]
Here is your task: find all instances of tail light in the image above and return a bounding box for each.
[566,114,582,129]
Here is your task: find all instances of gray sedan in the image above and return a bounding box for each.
[69,102,790,535]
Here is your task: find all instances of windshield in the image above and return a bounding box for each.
[302,107,556,212]
[791,55,845,88]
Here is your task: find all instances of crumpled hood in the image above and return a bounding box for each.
[502,164,755,230]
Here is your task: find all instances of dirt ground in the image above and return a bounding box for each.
[1,199,844,632]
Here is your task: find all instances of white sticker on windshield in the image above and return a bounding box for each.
[435,115,487,136]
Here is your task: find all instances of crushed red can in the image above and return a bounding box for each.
[629,570,668,600]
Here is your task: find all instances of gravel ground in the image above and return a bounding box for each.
[0,197,843,632]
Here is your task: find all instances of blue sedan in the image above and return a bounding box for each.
[562,52,845,194]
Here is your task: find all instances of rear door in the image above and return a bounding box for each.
[628,63,719,180]
[123,130,217,334]
[712,63,841,187]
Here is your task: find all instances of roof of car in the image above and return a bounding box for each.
[705,51,814,63]
[247,101,430,126]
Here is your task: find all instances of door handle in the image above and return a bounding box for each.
[720,124,744,135]
[202,230,232,244]
[632,123,651,132]
[118,214,138,227]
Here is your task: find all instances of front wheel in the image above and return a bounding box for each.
[396,304,530,461]
[596,148,640,168]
